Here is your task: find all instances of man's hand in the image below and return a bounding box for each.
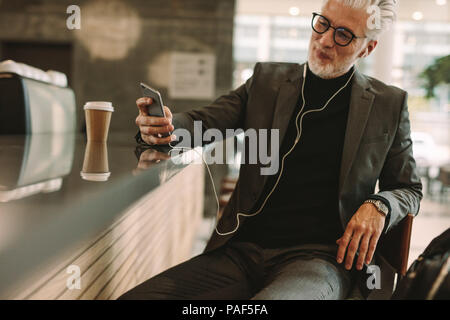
[137,149,171,169]
[336,203,386,271]
[135,97,176,145]
[132,148,171,175]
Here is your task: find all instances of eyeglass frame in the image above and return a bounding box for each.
[311,12,366,47]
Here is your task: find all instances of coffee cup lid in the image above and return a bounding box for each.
[80,172,111,182]
[84,101,114,112]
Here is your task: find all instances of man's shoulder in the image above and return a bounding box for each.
[363,73,407,100]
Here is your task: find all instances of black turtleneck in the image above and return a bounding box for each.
[233,65,355,248]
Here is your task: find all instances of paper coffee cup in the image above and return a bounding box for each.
[84,101,114,142]
[80,172,111,182]
[81,141,111,182]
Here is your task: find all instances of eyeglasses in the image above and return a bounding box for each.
[311,12,366,47]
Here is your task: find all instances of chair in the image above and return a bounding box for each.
[378,213,414,279]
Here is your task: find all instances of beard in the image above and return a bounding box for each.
[307,42,357,79]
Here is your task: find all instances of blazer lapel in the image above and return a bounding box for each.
[339,69,375,193]
[271,63,305,148]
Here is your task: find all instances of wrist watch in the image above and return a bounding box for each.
[364,199,389,217]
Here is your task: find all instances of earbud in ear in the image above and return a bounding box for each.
[360,49,369,58]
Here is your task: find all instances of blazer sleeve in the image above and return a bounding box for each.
[136,63,260,147]
[371,91,423,233]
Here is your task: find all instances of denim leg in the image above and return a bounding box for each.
[118,241,264,300]
[252,255,353,300]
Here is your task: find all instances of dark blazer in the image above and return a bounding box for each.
[147,62,423,297]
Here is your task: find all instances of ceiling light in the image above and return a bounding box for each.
[289,7,300,16]
[412,11,423,21]
[436,0,447,5]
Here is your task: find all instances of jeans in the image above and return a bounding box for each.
[118,242,355,300]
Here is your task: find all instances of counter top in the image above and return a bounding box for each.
[0,132,207,296]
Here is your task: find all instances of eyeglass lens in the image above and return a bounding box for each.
[312,14,354,46]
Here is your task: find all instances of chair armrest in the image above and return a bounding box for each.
[378,213,414,276]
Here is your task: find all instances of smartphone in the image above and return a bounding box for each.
[140,82,165,117]
[140,82,170,137]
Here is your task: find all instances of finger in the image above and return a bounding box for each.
[136,97,153,116]
[137,115,171,127]
[356,233,371,270]
[145,133,177,146]
[139,150,154,162]
[140,133,155,146]
[140,149,159,162]
[140,124,174,136]
[345,231,363,270]
[140,150,171,162]
[163,106,173,120]
[337,226,354,264]
[366,231,382,264]
[137,161,154,170]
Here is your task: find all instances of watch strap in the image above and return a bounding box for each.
[364,199,388,216]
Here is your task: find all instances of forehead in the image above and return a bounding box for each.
[321,0,369,34]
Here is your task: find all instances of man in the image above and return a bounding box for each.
[120,0,422,300]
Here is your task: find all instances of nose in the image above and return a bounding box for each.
[318,28,335,48]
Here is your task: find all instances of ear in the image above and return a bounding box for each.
[359,40,378,58]
[359,48,369,58]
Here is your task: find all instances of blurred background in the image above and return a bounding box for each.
[0,0,448,266]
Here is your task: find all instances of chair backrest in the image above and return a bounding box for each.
[378,214,414,277]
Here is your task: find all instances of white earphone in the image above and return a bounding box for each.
[362,48,369,58]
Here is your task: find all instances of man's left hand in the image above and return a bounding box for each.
[336,203,386,271]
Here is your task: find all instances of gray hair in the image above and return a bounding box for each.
[322,0,398,40]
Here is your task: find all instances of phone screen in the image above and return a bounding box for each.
[140,83,165,118]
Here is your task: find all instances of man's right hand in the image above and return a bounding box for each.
[135,97,176,145]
